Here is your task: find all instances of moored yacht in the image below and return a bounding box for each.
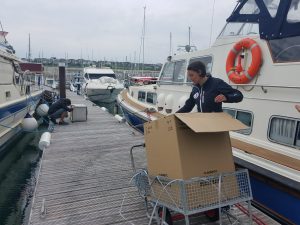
[0,31,42,150]
[82,67,124,103]
[117,1,300,224]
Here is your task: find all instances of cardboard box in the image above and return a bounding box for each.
[144,112,247,208]
[70,104,87,122]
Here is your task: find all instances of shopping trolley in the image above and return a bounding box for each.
[121,143,254,225]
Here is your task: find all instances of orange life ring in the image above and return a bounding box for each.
[226,38,262,84]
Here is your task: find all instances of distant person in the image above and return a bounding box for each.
[177,61,243,113]
[76,77,81,95]
[295,105,300,113]
[48,98,73,125]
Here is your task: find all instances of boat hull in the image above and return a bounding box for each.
[117,97,148,132]
[86,88,123,103]
[0,91,42,152]
[117,96,300,224]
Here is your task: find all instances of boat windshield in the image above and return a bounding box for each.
[219,23,259,37]
[86,73,116,79]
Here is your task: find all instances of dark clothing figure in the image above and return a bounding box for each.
[48,98,73,125]
[177,61,243,113]
[177,75,243,113]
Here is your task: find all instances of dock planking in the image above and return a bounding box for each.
[29,92,148,225]
[29,91,280,225]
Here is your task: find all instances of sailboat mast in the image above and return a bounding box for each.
[28,33,31,62]
[141,6,146,76]
[169,32,172,56]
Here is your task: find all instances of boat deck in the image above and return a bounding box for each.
[29,91,280,225]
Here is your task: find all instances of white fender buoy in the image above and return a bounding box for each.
[115,114,125,123]
[39,132,51,150]
[22,117,38,131]
[36,104,49,117]
[101,107,108,112]
[165,94,174,114]
[157,93,165,111]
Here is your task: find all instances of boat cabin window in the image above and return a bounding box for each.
[146,92,157,105]
[85,73,116,79]
[223,108,253,135]
[263,0,280,18]
[138,91,146,102]
[219,23,259,37]
[159,60,186,84]
[268,116,300,148]
[240,0,260,14]
[187,56,213,83]
[287,0,300,23]
[269,36,300,62]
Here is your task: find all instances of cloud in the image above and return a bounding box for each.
[0,0,237,63]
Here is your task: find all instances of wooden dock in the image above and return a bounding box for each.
[29,91,280,225]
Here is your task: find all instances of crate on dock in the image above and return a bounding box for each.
[70,104,87,122]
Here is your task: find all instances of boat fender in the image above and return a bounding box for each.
[165,94,174,114]
[115,114,125,123]
[39,132,51,150]
[226,38,262,84]
[36,103,49,117]
[101,107,108,112]
[22,117,38,131]
[178,96,188,109]
[157,93,165,111]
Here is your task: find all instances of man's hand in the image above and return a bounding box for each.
[214,94,227,103]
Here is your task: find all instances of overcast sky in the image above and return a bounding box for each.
[1,0,237,64]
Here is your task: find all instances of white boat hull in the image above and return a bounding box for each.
[85,87,123,103]
[0,91,42,151]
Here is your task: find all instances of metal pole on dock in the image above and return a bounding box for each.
[59,63,66,98]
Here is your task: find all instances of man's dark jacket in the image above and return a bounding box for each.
[177,76,243,113]
[48,99,72,115]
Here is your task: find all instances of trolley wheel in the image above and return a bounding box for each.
[158,207,173,225]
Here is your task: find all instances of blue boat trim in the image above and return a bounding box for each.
[0,94,41,121]
[235,157,300,224]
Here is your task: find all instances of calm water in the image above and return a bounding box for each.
[0,129,44,225]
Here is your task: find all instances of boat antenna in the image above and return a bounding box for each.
[209,0,216,47]
[0,21,7,43]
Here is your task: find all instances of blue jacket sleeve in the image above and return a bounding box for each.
[176,92,195,113]
[218,80,243,103]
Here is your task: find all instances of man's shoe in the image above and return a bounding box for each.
[50,117,57,124]
[58,121,69,125]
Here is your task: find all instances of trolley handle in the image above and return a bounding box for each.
[130,143,145,172]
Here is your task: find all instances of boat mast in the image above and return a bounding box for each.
[28,33,31,62]
[141,6,146,76]
[209,0,216,47]
[169,32,172,56]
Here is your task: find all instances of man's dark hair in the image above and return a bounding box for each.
[187,61,206,77]
[63,98,71,106]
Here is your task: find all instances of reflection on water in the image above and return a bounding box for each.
[0,129,44,225]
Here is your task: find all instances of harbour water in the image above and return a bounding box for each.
[0,129,44,225]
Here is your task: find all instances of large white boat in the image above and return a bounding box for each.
[82,67,124,103]
[117,1,300,224]
[0,31,42,151]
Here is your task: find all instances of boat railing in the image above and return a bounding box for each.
[232,84,300,93]
[156,80,300,92]
[156,80,193,86]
